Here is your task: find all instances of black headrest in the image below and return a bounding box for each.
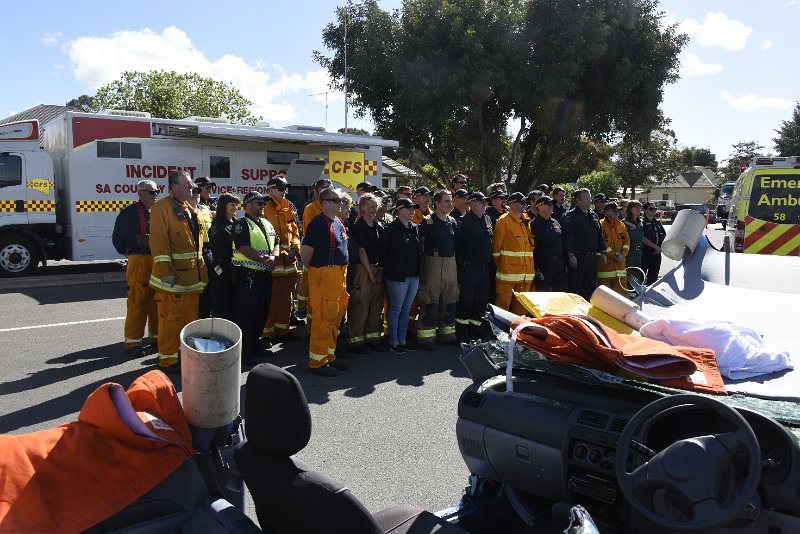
[244,364,311,457]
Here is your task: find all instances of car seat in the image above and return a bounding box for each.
[234,363,466,534]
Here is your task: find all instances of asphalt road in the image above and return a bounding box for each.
[0,278,473,520]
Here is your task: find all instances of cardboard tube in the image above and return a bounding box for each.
[590,285,651,331]
[662,209,706,260]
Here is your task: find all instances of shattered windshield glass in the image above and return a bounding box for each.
[483,323,800,439]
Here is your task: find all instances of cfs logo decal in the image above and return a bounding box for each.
[27,179,55,196]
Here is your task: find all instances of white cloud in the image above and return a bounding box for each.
[65,26,340,122]
[41,32,61,47]
[680,53,722,76]
[720,90,792,111]
[679,12,752,50]
[760,40,772,50]
[787,1,797,7]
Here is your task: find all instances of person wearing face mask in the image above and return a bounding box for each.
[149,170,208,372]
[112,179,160,357]
[261,175,301,345]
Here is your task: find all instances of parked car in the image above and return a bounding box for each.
[677,203,716,224]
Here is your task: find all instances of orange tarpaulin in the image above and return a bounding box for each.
[510,315,727,395]
[0,370,194,533]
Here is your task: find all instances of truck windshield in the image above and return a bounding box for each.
[748,173,800,224]
[720,183,735,198]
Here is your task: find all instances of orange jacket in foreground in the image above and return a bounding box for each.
[510,314,726,395]
[0,371,193,533]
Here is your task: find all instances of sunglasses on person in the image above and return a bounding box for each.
[645,207,657,211]
[140,190,159,195]
[271,185,288,192]
[254,200,266,207]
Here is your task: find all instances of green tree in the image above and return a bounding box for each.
[719,141,766,183]
[315,0,685,193]
[679,146,718,170]
[577,170,622,199]
[338,127,370,135]
[773,102,800,157]
[613,127,684,198]
[89,70,260,125]
[66,94,95,112]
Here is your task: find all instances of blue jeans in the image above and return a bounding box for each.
[385,277,419,344]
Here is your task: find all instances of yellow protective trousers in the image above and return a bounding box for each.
[153,291,199,367]
[124,255,158,349]
[416,255,459,344]
[308,265,349,368]
[597,257,629,297]
[495,280,532,316]
[347,265,384,347]
[263,271,299,337]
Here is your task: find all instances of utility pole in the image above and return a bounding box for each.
[309,91,331,130]
[343,4,349,132]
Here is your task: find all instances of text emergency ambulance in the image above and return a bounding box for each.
[0,111,397,276]
[725,156,800,256]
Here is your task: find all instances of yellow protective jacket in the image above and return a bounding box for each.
[493,211,535,283]
[149,194,208,293]
[598,217,630,279]
[412,207,431,225]
[302,199,323,235]
[196,204,213,245]
[263,197,300,276]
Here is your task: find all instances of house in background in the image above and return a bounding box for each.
[643,166,719,205]
[381,156,421,190]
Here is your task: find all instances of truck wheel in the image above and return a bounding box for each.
[0,235,41,277]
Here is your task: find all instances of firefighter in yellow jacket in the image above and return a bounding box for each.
[493,192,534,315]
[262,175,301,343]
[597,202,630,296]
[149,170,208,371]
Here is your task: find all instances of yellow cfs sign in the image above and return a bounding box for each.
[327,151,365,190]
[27,179,55,196]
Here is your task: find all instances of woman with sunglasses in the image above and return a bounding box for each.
[206,193,240,321]
[641,201,666,285]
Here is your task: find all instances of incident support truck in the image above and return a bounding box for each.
[0,111,397,276]
[725,156,800,256]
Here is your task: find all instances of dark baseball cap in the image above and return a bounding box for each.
[489,190,508,200]
[413,186,432,196]
[604,202,619,212]
[393,198,420,212]
[356,181,372,191]
[243,191,267,204]
[453,188,468,199]
[267,176,289,188]
[507,192,526,203]
[594,194,607,202]
[194,176,216,188]
[538,183,551,192]
[535,195,553,206]
[467,191,488,202]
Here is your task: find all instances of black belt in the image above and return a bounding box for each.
[572,251,595,256]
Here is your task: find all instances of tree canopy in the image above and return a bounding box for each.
[719,141,766,183]
[613,127,683,198]
[76,70,260,125]
[577,170,621,199]
[315,0,686,192]
[679,146,718,170]
[773,102,800,157]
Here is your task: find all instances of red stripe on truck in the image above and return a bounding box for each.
[72,116,151,148]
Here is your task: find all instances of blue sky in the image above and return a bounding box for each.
[2,0,797,164]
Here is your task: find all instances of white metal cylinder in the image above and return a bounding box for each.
[179,318,242,429]
[662,209,706,260]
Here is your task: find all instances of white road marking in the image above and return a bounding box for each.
[0,316,125,333]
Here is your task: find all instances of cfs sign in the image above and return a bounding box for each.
[328,151,365,189]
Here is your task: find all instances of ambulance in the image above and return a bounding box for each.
[0,110,397,276]
[725,156,800,255]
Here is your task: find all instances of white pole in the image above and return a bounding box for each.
[344,6,348,132]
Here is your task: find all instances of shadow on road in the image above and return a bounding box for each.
[1,281,126,305]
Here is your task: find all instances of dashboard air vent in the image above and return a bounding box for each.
[578,410,609,428]
[610,418,629,433]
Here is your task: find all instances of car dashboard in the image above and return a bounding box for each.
[456,366,800,532]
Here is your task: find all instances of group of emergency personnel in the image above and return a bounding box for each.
[114,170,666,378]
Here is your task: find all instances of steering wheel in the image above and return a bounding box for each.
[615,394,761,532]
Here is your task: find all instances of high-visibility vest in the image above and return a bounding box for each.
[231,216,277,271]
[493,211,535,283]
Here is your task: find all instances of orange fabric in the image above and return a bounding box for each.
[124,254,158,348]
[493,211,534,283]
[263,197,301,273]
[412,207,431,225]
[302,199,322,235]
[509,315,726,395]
[0,371,193,533]
[308,265,348,368]
[495,281,532,315]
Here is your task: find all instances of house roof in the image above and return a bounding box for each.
[382,156,421,179]
[654,166,718,189]
[0,104,66,128]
